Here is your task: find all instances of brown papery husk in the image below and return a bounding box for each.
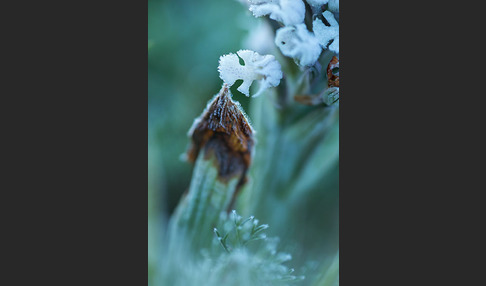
[186,84,255,191]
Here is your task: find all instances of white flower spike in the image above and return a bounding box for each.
[218,50,283,97]
[275,24,322,67]
[313,10,339,54]
[248,0,305,26]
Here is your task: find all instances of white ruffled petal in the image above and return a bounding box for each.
[248,0,305,26]
[328,0,339,13]
[328,37,339,54]
[275,24,322,66]
[218,50,283,97]
[313,10,339,54]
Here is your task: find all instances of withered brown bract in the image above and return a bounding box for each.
[186,84,254,182]
[327,56,339,88]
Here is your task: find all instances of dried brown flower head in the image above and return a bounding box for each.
[186,84,254,182]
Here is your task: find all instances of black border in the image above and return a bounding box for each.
[8,1,149,283]
[6,0,477,284]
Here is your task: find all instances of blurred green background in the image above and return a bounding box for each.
[148,0,257,284]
